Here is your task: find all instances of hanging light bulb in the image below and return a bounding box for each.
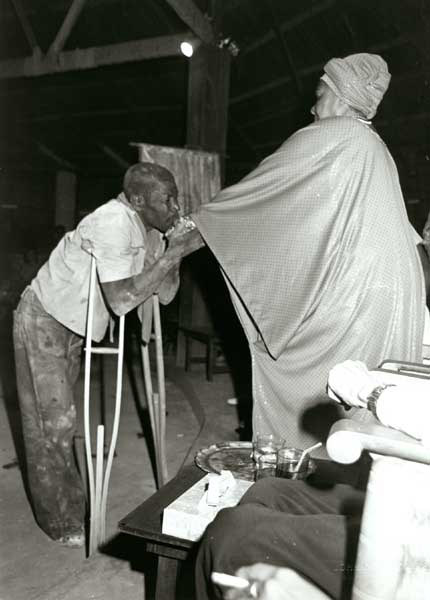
[180,41,194,58]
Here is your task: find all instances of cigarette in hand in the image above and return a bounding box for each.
[211,572,259,598]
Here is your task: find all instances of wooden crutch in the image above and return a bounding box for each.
[83,255,125,555]
[140,294,168,487]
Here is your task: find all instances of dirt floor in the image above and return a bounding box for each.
[0,316,251,600]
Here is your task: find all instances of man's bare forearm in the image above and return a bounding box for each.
[101,228,204,316]
[102,252,178,316]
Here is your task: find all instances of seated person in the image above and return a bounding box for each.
[195,360,430,600]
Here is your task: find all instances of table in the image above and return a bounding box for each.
[118,458,363,600]
[119,464,205,600]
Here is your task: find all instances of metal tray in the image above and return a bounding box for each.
[195,441,317,482]
[195,441,255,481]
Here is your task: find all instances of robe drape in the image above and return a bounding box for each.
[193,117,425,452]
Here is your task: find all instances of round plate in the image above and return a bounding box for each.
[195,441,316,482]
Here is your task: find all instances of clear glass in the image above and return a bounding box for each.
[252,434,285,464]
[255,454,277,480]
[276,447,309,480]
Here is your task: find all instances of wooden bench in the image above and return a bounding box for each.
[179,325,229,381]
[118,459,362,600]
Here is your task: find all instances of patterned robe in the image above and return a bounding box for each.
[193,117,425,453]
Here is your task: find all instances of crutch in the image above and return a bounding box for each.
[83,255,125,555]
[140,294,168,487]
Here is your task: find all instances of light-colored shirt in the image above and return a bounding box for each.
[32,193,164,341]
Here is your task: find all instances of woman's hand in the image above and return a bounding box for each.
[327,360,384,408]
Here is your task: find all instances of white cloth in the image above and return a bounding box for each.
[32,193,164,341]
[376,383,430,447]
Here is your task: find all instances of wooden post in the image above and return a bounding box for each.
[55,170,77,230]
[186,43,231,180]
[176,42,231,365]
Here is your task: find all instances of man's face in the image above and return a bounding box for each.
[133,179,180,233]
[311,80,343,121]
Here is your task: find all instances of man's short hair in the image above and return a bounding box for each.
[123,162,175,200]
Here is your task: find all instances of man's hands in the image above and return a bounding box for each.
[101,220,204,316]
[327,360,384,408]
[166,225,204,262]
[223,564,331,600]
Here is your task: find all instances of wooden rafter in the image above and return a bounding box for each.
[163,0,215,43]
[98,144,130,168]
[229,118,258,159]
[0,64,182,97]
[378,0,430,64]
[263,0,302,96]
[0,33,197,79]
[241,0,336,57]
[10,0,41,55]
[231,34,410,106]
[147,0,176,33]
[240,103,301,129]
[36,142,77,171]
[48,0,88,55]
[341,11,358,51]
[378,112,430,128]
[17,104,182,124]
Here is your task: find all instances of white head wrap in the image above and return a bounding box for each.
[321,53,391,119]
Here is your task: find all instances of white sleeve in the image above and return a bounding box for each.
[376,384,430,446]
[79,206,145,283]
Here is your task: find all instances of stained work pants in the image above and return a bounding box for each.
[13,287,86,541]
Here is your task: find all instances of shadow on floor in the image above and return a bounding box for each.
[0,318,29,487]
[101,532,197,600]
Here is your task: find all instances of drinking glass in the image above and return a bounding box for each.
[252,434,284,464]
[276,447,309,480]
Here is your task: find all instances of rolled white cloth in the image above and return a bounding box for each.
[376,383,430,447]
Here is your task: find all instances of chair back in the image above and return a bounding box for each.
[352,455,430,600]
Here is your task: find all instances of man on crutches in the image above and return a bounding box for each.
[13,162,203,548]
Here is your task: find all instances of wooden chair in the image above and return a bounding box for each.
[179,325,229,381]
[327,418,430,600]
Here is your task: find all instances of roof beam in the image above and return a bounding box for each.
[0,33,196,79]
[241,0,336,56]
[231,34,409,106]
[263,0,302,96]
[240,103,301,129]
[48,0,88,55]
[229,118,258,159]
[230,62,322,106]
[36,142,77,171]
[10,0,41,55]
[98,144,130,168]
[378,112,430,127]
[17,104,182,124]
[163,0,215,43]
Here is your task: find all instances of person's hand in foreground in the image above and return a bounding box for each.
[327,359,384,408]
[223,564,332,600]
